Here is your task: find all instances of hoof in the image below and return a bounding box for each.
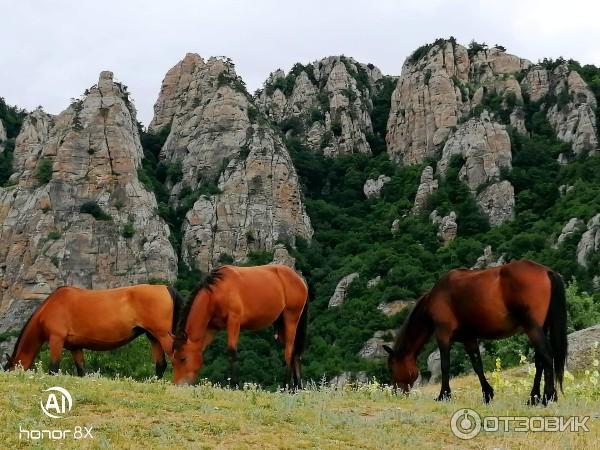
[483,390,494,404]
[435,392,451,402]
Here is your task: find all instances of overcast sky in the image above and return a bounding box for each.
[2,0,600,125]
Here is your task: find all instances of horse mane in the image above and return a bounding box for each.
[392,291,431,354]
[173,267,225,347]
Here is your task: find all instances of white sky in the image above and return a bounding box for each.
[2,0,600,126]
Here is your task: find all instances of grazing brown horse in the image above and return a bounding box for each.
[3,285,184,378]
[383,260,567,405]
[172,264,309,387]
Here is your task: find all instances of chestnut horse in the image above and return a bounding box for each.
[3,284,184,377]
[383,260,567,405]
[172,264,309,387]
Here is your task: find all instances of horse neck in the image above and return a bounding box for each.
[394,301,433,359]
[185,289,213,343]
[10,316,43,370]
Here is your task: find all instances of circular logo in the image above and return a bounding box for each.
[40,386,73,419]
[450,408,481,440]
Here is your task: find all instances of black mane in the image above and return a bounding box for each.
[173,267,225,346]
[392,291,431,353]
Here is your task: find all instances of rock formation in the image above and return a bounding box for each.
[257,56,386,156]
[270,243,296,268]
[377,300,408,317]
[476,181,515,226]
[0,119,6,152]
[555,217,584,248]
[430,210,458,242]
[523,64,598,155]
[412,166,438,214]
[328,272,359,308]
[472,245,505,269]
[576,214,600,267]
[363,175,391,199]
[567,325,599,371]
[0,71,177,340]
[358,329,396,359]
[150,54,312,270]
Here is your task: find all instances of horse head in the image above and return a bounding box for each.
[383,345,419,393]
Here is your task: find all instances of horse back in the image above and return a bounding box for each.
[429,260,552,338]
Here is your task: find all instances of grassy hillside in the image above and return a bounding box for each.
[1,363,598,449]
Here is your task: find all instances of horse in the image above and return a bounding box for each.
[383,260,567,405]
[3,284,184,378]
[171,264,309,388]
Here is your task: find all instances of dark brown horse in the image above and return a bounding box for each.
[171,264,309,387]
[383,260,567,405]
[3,284,184,377]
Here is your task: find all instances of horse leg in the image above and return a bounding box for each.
[435,334,452,401]
[71,349,86,377]
[226,316,241,388]
[527,352,544,405]
[147,334,167,379]
[525,326,556,405]
[48,335,64,375]
[282,310,301,390]
[464,340,494,403]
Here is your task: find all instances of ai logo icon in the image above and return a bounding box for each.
[40,387,73,419]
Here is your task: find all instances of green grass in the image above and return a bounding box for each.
[0,364,598,449]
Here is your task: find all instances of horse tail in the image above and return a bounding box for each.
[546,270,568,393]
[293,300,309,359]
[167,286,185,334]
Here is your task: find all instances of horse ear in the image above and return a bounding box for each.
[383,345,394,356]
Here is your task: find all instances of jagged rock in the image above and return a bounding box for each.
[386,41,528,165]
[0,119,6,152]
[391,218,400,234]
[430,210,457,242]
[437,111,512,192]
[522,64,598,155]
[328,272,359,308]
[330,371,369,387]
[548,69,598,155]
[358,329,396,359]
[150,54,312,270]
[509,108,527,134]
[8,108,53,186]
[472,245,505,269]
[559,184,575,195]
[593,276,600,291]
[554,218,584,248]
[270,243,295,268]
[363,175,391,199]
[567,325,600,372]
[258,56,385,156]
[0,71,177,336]
[377,300,408,317]
[576,214,600,267]
[476,181,515,226]
[367,276,381,288]
[387,41,469,165]
[412,166,438,214]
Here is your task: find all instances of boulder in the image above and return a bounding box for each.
[567,325,600,372]
[476,181,515,226]
[363,175,391,199]
[328,272,359,308]
[270,243,296,268]
[0,119,6,152]
[430,210,457,243]
[358,330,396,359]
[412,166,438,214]
[554,218,584,248]
[377,300,409,317]
[576,214,600,267]
[472,245,505,269]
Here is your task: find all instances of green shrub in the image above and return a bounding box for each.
[121,222,135,238]
[80,201,111,221]
[35,157,53,184]
[46,231,61,240]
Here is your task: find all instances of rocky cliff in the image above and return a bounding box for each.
[257,56,388,156]
[0,72,177,338]
[0,119,6,152]
[150,54,313,270]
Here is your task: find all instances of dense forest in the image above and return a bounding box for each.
[1,47,599,387]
